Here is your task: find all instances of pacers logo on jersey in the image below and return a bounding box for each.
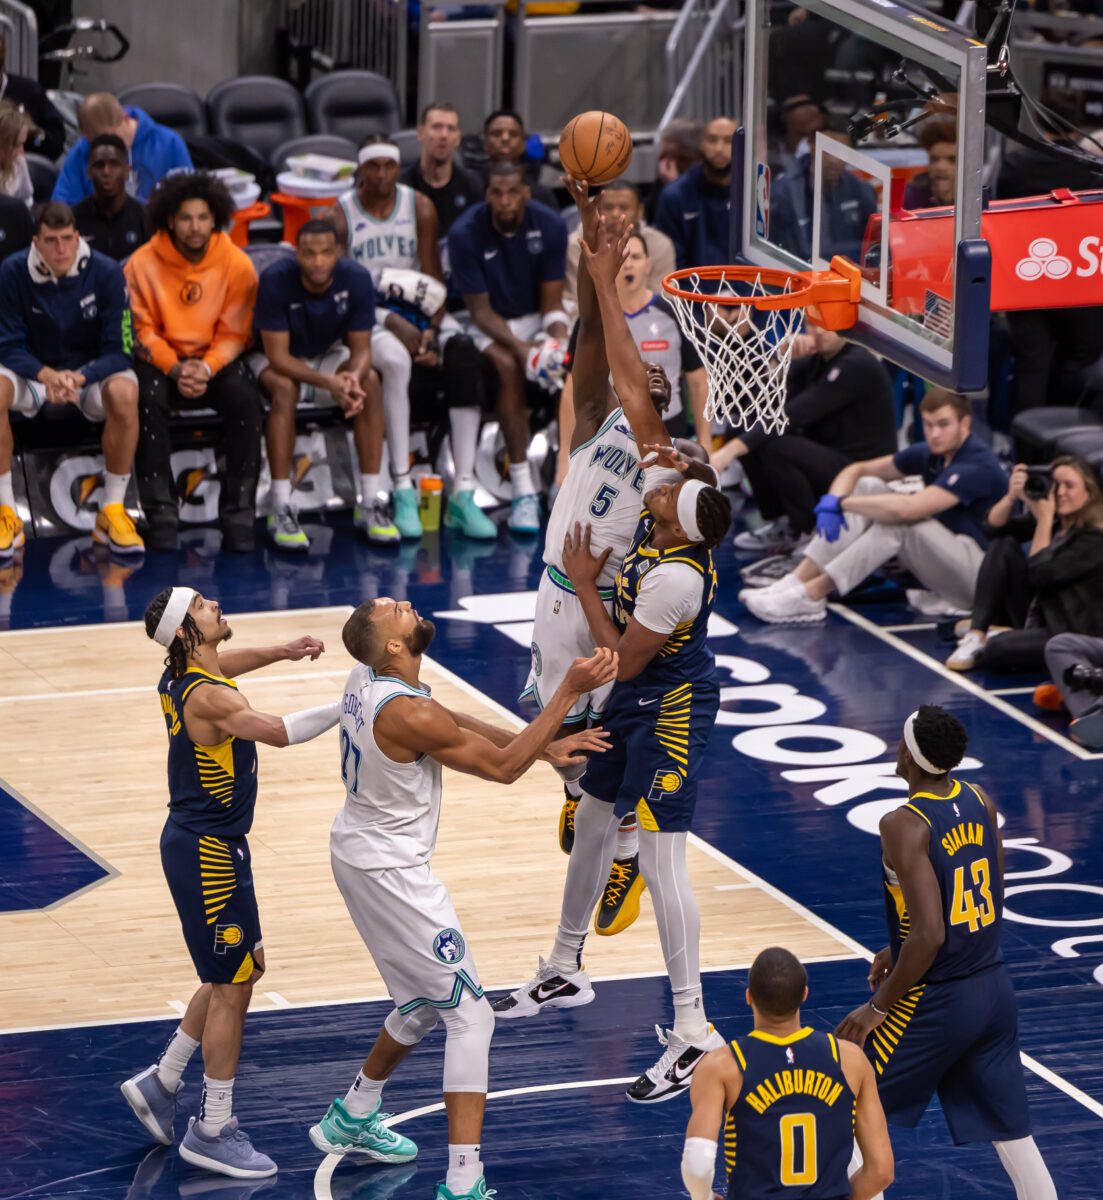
[433,928,465,964]
[214,924,244,954]
[647,769,684,803]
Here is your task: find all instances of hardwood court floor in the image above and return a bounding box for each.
[0,608,852,1030]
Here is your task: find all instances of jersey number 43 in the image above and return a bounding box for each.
[949,857,996,933]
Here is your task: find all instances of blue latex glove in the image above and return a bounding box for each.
[814,494,848,543]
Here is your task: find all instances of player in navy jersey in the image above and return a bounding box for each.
[119,586,342,1179]
[835,706,1057,1200]
[683,948,892,1200]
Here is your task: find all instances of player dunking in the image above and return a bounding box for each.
[835,706,1057,1200]
[308,599,614,1200]
[523,176,718,938]
[121,587,342,1178]
[495,219,734,1103]
[682,947,894,1200]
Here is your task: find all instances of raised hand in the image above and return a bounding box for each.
[578,215,633,289]
[545,726,613,769]
[565,646,619,693]
[562,173,601,245]
[283,635,325,661]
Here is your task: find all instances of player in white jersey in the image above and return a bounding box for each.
[522,176,718,937]
[308,597,615,1200]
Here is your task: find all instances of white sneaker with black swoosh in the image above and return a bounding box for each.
[490,957,594,1019]
[626,1024,726,1104]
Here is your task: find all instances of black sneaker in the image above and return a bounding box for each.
[626,1024,726,1104]
[558,789,579,855]
[594,855,646,937]
[491,957,594,1019]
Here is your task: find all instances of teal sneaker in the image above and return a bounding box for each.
[392,488,423,540]
[308,1097,417,1162]
[444,490,497,540]
[354,501,400,546]
[508,493,541,534]
[266,505,309,552]
[435,1178,495,1200]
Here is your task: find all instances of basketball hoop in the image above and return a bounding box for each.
[661,256,862,433]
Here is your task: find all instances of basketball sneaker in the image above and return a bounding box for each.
[559,789,579,854]
[0,504,25,559]
[393,487,423,539]
[308,1097,418,1162]
[178,1116,277,1179]
[626,1024,726,1104]
[491,956,594,1018]
[354,500,400,546]
[594,855,646,936]
[121,1064,182,1146]
[744,578,826,625]
[266,504,309,552]
[435,1179,496,1200]
[93,503,145,554]
[508,493,541,534]
[445,490,497,540]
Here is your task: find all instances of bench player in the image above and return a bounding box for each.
[835,706,1057,1200]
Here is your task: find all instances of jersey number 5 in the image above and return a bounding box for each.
[589,482,619,518]
[950,857,996,933]
[340,728,362,792]
[779,1112,817,1186]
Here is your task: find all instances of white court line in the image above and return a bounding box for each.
[714,883,759,891]
[0,604,354,637]
[0,668,354,704]
[831,604,1103,760]
[989,686,1041,697]
[263,991,291,1008]
[879,623,937,633]
[166,999,185,1017]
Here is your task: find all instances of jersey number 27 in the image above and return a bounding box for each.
[340,728,362,792]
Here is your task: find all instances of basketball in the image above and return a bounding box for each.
[559,110,633,185]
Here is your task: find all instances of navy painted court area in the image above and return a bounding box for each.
[2,514,1102,1198]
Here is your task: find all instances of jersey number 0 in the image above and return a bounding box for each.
[779,1112,817,1186]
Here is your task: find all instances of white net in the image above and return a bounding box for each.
[664,270,807,435]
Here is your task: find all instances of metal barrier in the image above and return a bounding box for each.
[659,0,741,130]
[418,0,505,126]
[0,0,37,79]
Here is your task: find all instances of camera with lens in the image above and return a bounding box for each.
[1023,465,1053,501]
[1065,665,1103,695]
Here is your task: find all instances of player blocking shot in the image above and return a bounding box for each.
[835,707,1057,1200]
[121,587,343,1179]
[682,948,894,1200]
[495,216,734,1105]
[309,598,614,1200]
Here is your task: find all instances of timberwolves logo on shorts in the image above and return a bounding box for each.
[214,924,244,954]
[530,642,542,678]
[433,928,466,963]
[647,768,684,803]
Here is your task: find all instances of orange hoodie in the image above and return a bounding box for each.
[124,230,258,376]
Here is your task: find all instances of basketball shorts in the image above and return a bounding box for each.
[160,820,263,985]
[247,344,352,406]
[331,854,484,1015]
[453,311,543,355]
[869,963,1032,1144]
[580,675,720,832]
[519,565,616,724]
[1,365,138,422]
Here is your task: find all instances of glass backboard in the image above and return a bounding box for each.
[736,0,991,389]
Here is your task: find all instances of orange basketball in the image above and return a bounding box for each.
[559,111,633,186]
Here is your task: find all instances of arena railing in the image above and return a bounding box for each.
[0,0,37,79]
[418,0,507,128]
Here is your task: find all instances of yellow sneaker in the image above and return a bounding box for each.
[594,855,647,937]
[0,504,24,558]
[93,503,144,554]
[559,792,579,855]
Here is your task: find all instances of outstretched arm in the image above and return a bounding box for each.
[184,682,339,749]
[562,175,610,450]
[218,636,325,678]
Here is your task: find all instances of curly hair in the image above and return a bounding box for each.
[144,586,202,678]
[695,486,733,550]
[145,171,235,234]
[911,704,968,773]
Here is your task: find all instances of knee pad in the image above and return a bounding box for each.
[384,1003,441,1046]
[440,994,494,1094]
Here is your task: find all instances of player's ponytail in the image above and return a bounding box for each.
[695,487,733,550]
[143,587,201,678]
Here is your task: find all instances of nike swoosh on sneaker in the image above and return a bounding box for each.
[668,1052,703,1083]
[534,980,574,1001]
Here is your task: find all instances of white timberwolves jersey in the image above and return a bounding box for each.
[338,184,420,287]
[330,665,443,871]
[545,406,646,588]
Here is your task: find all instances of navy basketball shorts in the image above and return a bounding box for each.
[581,677,720,832]
[869,963,1032,1144]
[160,820,263,985]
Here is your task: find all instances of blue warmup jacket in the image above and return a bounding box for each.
[0,247,133,382]
[654,162,732,269]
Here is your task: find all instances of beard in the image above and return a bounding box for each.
[405,617,436,657]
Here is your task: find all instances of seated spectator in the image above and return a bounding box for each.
[0,102,33,206]
[744,388,1007,624]
[72,135,149,261]
[125,172,260,553]
[655,116,737,269]
[0,31,65,160]
[54,93,193,205]
[0,193,31,260]
[1044,632,1103,749]
[769,94,825,178]
[902,116,957,210]
[563,181,675,315]
[946,458,1103,672]
[480,110,559,210]
[653,117,704,205]
[448,162,569,533]
[716,329,896,557]
[252,220,395,551]
[0,201,141,557]
[770,122,878,264]
[402,101,485,238]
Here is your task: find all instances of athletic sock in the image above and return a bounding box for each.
[564,778,583,800]
[549,927,587,977]
[360,474,382,504]
[343,1069,385,1117]
[198,1075,234,1135]
[155,1025,199,1090]
[394,473,414,493]
[447,1143,483,1192]
[615,820,639,860]
[102,471,130,508]
[270,478,292,510]
[509,461,535,498]
[450,406,481,493]
[673,985,710,1044]
[0,471,14,509]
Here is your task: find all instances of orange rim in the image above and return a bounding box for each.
[661,257,862,315]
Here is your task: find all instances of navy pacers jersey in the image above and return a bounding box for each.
[725,1029,855,1200]
[884,778,1002,984]
[613,507,717,689]
[158,667,258,839]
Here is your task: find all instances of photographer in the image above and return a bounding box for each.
[1044,633,1103,749]
[946,457,1103,673]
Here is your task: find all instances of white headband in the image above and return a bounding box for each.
[153,587,197,648]
[676,480,708,543]
[358,143,400,165]
[904,710,948,775]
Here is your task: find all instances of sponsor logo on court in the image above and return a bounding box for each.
[433,928,465,963]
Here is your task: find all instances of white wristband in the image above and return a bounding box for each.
[282,701,341,745]
[541,309,569,332]
[681,1137,718,1200]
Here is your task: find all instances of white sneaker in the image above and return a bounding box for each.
[733,517,794,553]
[737,570,796,604]
[946,629,987,671]
[625,1024,726,1104]
[905,588,969,618]
[489,956,594,1019]
[744,578,826,624]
